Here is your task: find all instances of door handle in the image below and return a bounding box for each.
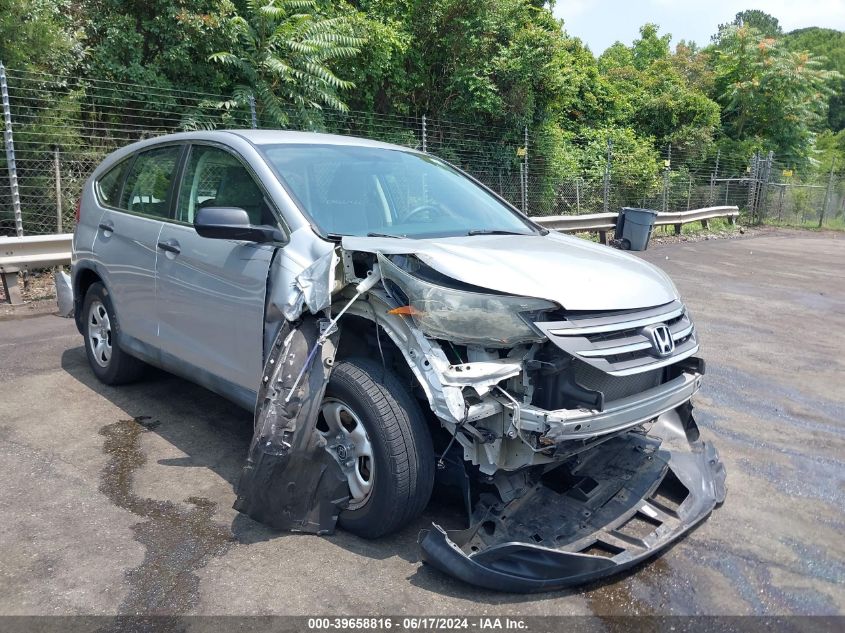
[98,221,114,232]
[157,239,181,255]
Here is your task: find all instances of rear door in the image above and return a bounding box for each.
[155,143,279,402]
[92,144,183,351]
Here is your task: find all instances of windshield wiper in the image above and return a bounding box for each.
[325,232,406,240]
[466,229,533,236]
[366,232,406,239]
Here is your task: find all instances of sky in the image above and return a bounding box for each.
[552,0,845,55]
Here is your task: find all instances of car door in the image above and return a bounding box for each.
[155,143,279,403]
[92,144,183,352]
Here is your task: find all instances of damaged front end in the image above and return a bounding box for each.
[237,233,726,592]
[234,315,348,533]
[418,405,726,592]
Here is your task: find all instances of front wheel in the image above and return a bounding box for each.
[318,358,435,539]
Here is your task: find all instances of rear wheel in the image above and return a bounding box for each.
[319,358,435,538]
[82,282,145,385]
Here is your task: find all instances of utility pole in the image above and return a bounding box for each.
[709,149,720,206]
[523,125,529,214]
[575,178,581,213]
[820,158,836,228]
[747,153,759,222]
[1,62,23,236]
[421,114,427,153]
[519,163,525,213]
[248,94,257,129]
[760,151,773,223]
[54,146,62,234]
[662,144,671,214]
[603,138,612,214]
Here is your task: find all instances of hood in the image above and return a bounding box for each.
[341,232,677,311]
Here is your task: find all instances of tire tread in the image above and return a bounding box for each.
[330,357,434,538]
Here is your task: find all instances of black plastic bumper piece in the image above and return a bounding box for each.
[418,408,726,593]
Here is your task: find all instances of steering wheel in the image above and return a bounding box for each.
[403,204,458,223]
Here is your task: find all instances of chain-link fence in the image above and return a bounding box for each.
[2,64,843,236]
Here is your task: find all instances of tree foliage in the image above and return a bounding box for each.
[783,27,845,131]
[0,1,842,198]
[710,23,840,167]
[0,0,79,74]
[210,0,364,125]
[599,25,720,161]
[721,10,782,38]
[83,1,236,93]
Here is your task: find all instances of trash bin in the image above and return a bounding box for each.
[615,207,658,251]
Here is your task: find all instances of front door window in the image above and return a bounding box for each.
[177,146,274,225]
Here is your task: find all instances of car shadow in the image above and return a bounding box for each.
[59,348,458,557]
[60,344,642,604]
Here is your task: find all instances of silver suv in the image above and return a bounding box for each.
[72,130,725,592]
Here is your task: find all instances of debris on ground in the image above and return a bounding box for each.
[647,223,771,246]
[0,268,59,303]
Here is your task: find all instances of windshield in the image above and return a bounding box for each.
[258,143,538,238]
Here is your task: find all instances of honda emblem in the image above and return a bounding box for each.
[645,324,675,357]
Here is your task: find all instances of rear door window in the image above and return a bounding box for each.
[119,146,182,219]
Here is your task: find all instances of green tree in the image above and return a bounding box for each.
[672,40,715,96]
[84,1,236,94]
[345,0,578,127]
[711,24,840,166]
[0,0,79,74]
[633,59,720,157]
[577,127,661,198]
[814,128,845,174]
[210,0,364,125]
[783,27,845,131]
[724,10,782,38]
[598,25,720,160]
[632,23,670,70]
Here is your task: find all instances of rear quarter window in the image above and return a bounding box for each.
[96,158,131,206]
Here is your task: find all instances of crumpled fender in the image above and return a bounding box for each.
[234,316,348,533]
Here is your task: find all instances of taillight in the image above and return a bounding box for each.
[75,199,81,224]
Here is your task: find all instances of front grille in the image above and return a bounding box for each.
[573,360,662,401]
[533,300,698,376]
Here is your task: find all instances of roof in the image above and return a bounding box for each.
[224,129,418,152]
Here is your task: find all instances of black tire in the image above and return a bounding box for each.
[81,282,145,385]
[326,357,435,538]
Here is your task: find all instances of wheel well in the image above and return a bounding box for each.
[73,267,102,331]
[336,314,419,398]
[336,313,447,448]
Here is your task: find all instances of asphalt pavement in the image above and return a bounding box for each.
[0,230,842,616]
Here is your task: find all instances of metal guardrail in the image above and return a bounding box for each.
[0,233,73,271]
[532,206,740,243]
[533,212,618,232]
[0,233,72,304]
[0,204,740,303]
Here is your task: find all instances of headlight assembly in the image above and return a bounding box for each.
[377,253,555,347]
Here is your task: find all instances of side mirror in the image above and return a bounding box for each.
[194,207,282,243]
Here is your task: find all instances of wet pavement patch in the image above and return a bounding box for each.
[99,417,235,620]
[582,548,704,617]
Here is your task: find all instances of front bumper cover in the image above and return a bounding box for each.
[419,406,726,592]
